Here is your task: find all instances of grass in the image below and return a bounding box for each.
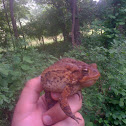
[36,41,71,58]
[28,34,64,46]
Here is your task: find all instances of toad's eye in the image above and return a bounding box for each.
[82,69,88,75]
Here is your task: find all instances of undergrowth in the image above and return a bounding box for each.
[64,39,126,126]
[37,41,71,58]
[0,47,58,125]
[0,38,126,126]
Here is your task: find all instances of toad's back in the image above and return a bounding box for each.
[41,63,78,92]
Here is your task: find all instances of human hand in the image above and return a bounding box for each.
[11,76,85,126]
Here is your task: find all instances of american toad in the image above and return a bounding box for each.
[41,58,100,123]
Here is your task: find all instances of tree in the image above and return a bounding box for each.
[68,0,81,46]
[9,0,19,38]
[2,0,13,40]
[97,0,126,48]
[33,0,97,46]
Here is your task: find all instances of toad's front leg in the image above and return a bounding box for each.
[45,90,57,109]
[59,85,81,123]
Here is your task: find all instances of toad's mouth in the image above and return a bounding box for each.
[82,79,97,87]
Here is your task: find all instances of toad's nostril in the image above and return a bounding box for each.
[93,70,97,73]
[91,63,97,69]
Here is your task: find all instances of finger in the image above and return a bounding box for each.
[15,76,43,113]
[53,112,85,126]
[42,93,82,125]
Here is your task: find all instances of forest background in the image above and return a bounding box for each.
[0,0,126,126]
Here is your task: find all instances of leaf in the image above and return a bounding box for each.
[118,22,125,25]
[10,71,21,77]
[0,54,2,59]
[23,56,33,63]
[112,114,117,119]
[13,56,21,64]
[0,94,9,104]
[114,120,119,125]
[108,15,116,19]
[0,99,3,105]
[86,122,94,126]
[21,64,30,70]
[104,120,109,124]
[9,104,14,111]
[119,100,124,107]
[106,35,113,38]
[122,119,126,124]
[0,68,9,76]
[121,112,126,118]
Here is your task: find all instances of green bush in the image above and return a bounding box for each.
[0,48,57,125]
[0,38,126,126]
[102,40,126,126]
[37,41,71,58]
[64,39,126,126]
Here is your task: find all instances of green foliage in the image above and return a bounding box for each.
[101,40,126,126]
[0,48,57,108]
[64,39,126,126]
[26,0,97,41]
[97,0,126,48]
[42,7,70,38]
[79,0,97,25]
[37,41,71,57]
[0,47,58,125]
[24,1,71,40]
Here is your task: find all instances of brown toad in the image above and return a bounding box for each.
[41,58,100,123]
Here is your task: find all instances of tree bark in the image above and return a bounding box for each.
[53,36,57,43]
[63,30,69,42]
[69,0,81,46]
[18,19,27,49]
[62,24,70,42]
[74,2,81,45]
[9,0,18,39]
[71,0,76,46]
[41,36,44,45]
[19,19,25,40]
[2,0,15,48]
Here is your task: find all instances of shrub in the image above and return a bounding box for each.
[64,39,126,126]
[0,48,57,125]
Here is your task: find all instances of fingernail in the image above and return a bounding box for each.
[51,92,61,100]
[75,94,80,100]
[75,92,82,100]
[43,115,52,125]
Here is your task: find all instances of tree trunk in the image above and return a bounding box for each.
[63,31,69,42]
[53,36,57,43]
[69,0,81,47]
[61,22,71,42]
[41,36,44,45]
[2,0,15,48]
[19,19,25,40]
[71,0,76,46]
[9,0,18,39]
[19,19,26,49]
[74,5,81,45]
